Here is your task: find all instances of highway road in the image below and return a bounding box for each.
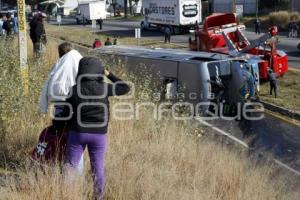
[53,18,300,68]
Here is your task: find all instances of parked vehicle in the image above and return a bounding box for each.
[0,10,17,17]
[189,13,288,80]
[76,1,107,24]
[141,0,202,34]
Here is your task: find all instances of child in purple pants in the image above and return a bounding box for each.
[64,57,130,198]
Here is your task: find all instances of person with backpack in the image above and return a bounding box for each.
[64,57,130,199]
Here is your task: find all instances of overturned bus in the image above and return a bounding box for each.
[94,46,260,117]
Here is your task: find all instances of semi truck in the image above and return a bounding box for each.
[76,0,107,24]
[141,0,202,34]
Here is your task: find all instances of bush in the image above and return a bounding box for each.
[268,11,300,28]
[290,12,300,22]
[268,11,290,27]
[0,38,57,169]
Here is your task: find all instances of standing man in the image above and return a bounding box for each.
[288,21,293,38]
[292,21,299,38]
[82,14,86,26]
[254,18,261,35]
[2,13,14,37]
[164,26,171,43]
[268,69,278,98]
[29,13,47,55]
[97,18,103,30]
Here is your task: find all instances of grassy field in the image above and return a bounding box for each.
[259,70,300,111]
[0,30,299,199]
[45,24,187,50]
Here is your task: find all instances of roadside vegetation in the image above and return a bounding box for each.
[242,11,300,29]
[0,32,299,199]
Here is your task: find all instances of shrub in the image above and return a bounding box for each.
[268,11,290,27]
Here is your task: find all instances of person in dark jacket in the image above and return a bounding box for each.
[97,18,103,30]
[292,21,299,38]
[288,21,293,38]
[29,14,47,55]
[164,26,171,43]
[254,18,261,35]
[268,69,278,98]
[64,57,130,199]
[104,37,112,46]
[2,13,14,37]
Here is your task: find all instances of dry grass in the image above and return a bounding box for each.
[0,38,299,199]
[1,114,300,200]
[260,70,300,111]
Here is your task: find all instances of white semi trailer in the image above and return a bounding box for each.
[76,0,107,24]
[141,0,202,34]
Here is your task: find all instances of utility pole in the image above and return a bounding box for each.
[256,0,259,18]
[17,0,29,94]
[233,0,236,13]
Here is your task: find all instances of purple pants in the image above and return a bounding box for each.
[65,131,107,198]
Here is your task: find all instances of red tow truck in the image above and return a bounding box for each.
[189,13,288,79]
